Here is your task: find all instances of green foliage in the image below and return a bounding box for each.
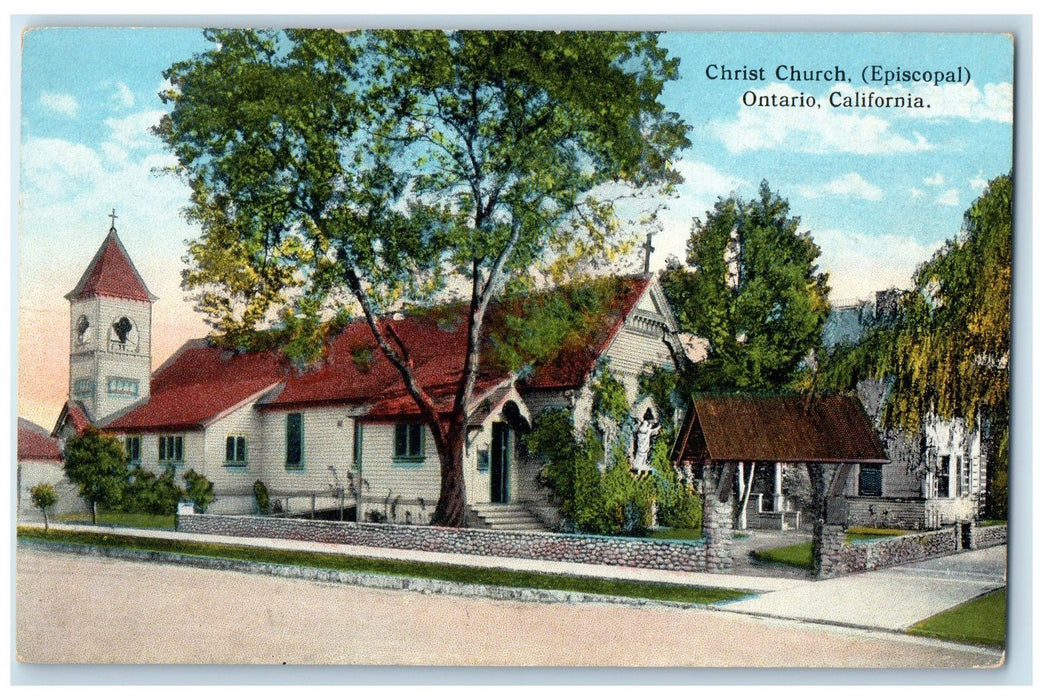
[253,480,271,515]
[63,428,127,523]
[820,174,1011,519]
[123,467,183,516]
[752,541,813,570]
[638,364,681,433]
[661,181,830,392]
[30,483,58,531]
[183,470,215,513]
[590,363,631,425]
[158,29,690,525]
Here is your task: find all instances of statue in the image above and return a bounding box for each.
[632,409,661,473]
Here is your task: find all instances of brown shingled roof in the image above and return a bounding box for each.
[672,395,888,465]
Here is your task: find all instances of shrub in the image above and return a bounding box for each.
[183,470,215,513]
[253,480,270,514]
[123,467,183,516]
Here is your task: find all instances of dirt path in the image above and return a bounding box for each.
[15,548,1001,667]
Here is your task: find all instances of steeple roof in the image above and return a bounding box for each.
[65,224,156,302]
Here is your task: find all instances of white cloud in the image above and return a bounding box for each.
[103,109,166,151]
[113,82,135,108]
[38,91,80,118]
[924,173,945,186]
[814,227,945,303]
[798,173,882,201]
[21,137,105,199]
[711,83,931,155]
[969,172,989,191]
[909,187,925,199]
[914,81,1013,123]
[936,188,961,206]
[675,159,749,196]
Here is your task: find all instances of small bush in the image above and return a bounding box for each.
[253,480,270,515]
[183,470,215,513]
[124,467,184,516]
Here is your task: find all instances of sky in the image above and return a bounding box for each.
[15,27,1014,428]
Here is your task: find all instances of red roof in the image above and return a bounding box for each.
[672,395,888,465]
[65,228,155,302]
[104,275,656,430]
[54,401,93,436]
[106,341,289,432]
[18,419,63,462]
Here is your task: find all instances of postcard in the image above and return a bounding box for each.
[14,22,1015,673]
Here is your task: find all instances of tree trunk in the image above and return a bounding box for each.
[91,501,98,525]
[432,426,467,527]
[43,510,49,532]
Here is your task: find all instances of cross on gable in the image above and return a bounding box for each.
[108,208,118,233]
[642,231,656,274]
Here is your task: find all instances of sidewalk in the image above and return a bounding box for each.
[25,522,1007,634]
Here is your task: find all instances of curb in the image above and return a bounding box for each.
[18,539,723,611]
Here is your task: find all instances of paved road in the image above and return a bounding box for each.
[15,548,1002,667]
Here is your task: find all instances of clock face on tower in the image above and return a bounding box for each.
[109,316,139,352]
[75,315,91,346]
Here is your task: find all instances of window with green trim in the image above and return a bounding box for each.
[125,436,141,466]
[225,435,247,467]
[158,435,183,464]
[286,413,303,468]
[393,423,424,462]
[353,422,364,467]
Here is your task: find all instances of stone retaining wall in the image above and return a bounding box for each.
[177,514,711,572]
[971,523,1007,549]
[816,521,1006,579]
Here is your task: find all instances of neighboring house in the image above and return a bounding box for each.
[17,418,85,519]
[824,291,988,529]
[45,224,685,527]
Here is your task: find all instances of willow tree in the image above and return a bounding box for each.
[156,29,689,526]
[661,181,830,392]
[822,174,1012,517]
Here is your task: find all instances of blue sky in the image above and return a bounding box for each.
[16,28,1014,425]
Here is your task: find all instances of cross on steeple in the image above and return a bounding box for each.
[642,231,656,274]
[108,208,118,234]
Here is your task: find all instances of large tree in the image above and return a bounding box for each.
[661,181,830,392]
[823,174,1012,517]
[156,29,690,526]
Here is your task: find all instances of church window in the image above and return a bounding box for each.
[107,377,139,397]
[225,436,247,467]
[936,455,951,498]
[73,379,94,398]
[286,413,304,469]
[353,422,363,468]
[125,436,141,466]
[159,435,184,464]
[393,423,424,463]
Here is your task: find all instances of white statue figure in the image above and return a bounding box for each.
[632,409,661,473]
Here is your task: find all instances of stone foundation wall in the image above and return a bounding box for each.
[844,497,926,529]
[178,514,712,572]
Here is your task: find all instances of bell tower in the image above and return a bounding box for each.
[66,211,156,424]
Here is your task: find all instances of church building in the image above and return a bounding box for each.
[47,219,686,527]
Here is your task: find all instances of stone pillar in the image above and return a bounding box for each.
[809,463,842,579]
[701,463,735,571]
[815,524,848,579]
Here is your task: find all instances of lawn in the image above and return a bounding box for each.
[56,512,176,530]
[751,542,812,569]
[646,527,702,542]
[845,526,911,542]
[17,526,750,606]
[908,587,1006,647]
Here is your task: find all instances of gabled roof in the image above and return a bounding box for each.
[65,228,156,303]
[105,342,288,432]
[672,395,888,465]
[104,274,660,431]
[53,400,93,437]
[18,418,63,462]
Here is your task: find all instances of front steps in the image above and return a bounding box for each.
[469,503,550,532]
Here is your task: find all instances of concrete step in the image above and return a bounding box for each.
[469,503,550,532]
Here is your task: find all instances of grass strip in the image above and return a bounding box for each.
[56,512,176,530]
[751,542,813,569]
[845,526,911,541]
[645,527,703,542]
[17,527,749,606]
[907,588,1006,647]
